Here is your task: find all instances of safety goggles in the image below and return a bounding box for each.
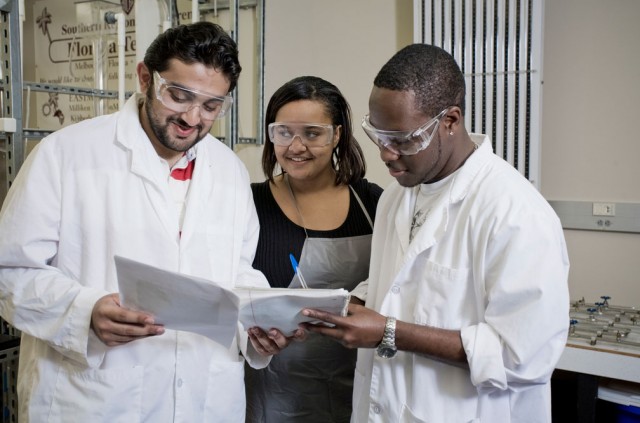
[267,122,335,148]
[361,108,449,155]
[153,71,233,121]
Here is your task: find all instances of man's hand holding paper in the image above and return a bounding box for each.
[234,287,350,335]
[115,256,349,350]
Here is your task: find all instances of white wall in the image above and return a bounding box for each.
[542,0,640,306]
[235,0,410,186]
[237,0,640,307]
[18,0,640,307]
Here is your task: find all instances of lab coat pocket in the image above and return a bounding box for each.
[399,404,429,423]
[399,404,479,423]
[50,364,143,422]
[203,360,245,421]
[413,259,473,329]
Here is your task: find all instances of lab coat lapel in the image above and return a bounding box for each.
[402,136,491,260]
[405,195,449,261]
[390,183,452,267]
[115,95,179,241]
[392,187,415,255]
[392,186,446,256]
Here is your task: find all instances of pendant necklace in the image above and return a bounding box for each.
[409,141,478,242]
[409,193,428,242]
[284,174,309,239]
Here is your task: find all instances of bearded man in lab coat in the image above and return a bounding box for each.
[0,22,296,422]
[302,44,570,422]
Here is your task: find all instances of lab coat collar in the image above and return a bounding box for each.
[115,94,165,185]
[447,134,492,203]
[112,94,192,243]
[396,134,492,257]
[114,94,217,245]
[396,186,448,260]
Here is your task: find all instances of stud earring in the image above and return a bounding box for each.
[449,131,454,136]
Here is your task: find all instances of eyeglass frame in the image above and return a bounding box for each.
[152,71,233,121]
[361,108,450,156]
[267,122,337,148]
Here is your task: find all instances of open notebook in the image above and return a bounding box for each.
[115,256,350,347]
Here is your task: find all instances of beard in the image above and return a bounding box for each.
[144,89,207,153]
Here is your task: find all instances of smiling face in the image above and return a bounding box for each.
[137,58,231,164]
[272,100,340,183]
[368,87,455,187]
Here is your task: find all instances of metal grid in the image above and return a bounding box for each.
[0,2,22,421]
[569,297,640,355]
[414,0,543,187]
[0,0,24,202]
[0,341,18,423]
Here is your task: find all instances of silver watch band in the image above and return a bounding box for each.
[382,316,396,345]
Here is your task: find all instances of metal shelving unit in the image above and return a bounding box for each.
[0,0,21,419]
[20,81,133,142]
[197,0,265,148]
[1,0,23,207]
[23,80,132,100]
[0,1,22,420]
[0,4,267,420]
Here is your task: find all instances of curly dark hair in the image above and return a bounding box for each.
[374,44,465,117]
[143,21,241,91]
[262,76,367,185]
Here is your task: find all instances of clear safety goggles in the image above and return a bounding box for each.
[361,108,448,155]
[153,71,233,121]
[267,122,335,148]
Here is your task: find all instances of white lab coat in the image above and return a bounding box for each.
[350,135,570,423]
[0,95,270,422]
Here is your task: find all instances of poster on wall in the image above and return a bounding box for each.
[30,0,224,133]
[32,0,138,131]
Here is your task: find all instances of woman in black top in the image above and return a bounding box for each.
[245,76,383,423]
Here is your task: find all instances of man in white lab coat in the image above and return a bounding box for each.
[302,44,570,422]
[0,22,294,422]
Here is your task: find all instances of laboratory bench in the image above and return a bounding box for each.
[1,299,639,422]
[552,298,640,423]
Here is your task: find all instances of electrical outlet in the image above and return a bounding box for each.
[592,202,616,216]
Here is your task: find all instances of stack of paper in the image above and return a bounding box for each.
[235,287,349,335]
[115,256,350,346]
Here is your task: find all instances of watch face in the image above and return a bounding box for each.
[377,345,397,359]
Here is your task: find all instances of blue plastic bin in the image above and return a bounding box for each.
[616,404,640,423]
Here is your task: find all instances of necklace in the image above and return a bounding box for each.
[409,192,428,242]
[284,174,309,238]
[409,142,477,242]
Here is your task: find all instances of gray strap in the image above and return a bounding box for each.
[349,185,374,229]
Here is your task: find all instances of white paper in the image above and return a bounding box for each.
[115,256,240,347]
[235,287,350,335]
[115,256,351,342]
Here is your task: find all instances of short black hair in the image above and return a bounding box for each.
[143,22,241,91]
[374,44,465,117]
[262,76,367,185]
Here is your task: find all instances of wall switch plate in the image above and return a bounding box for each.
[549,201,640,234]
[593,202,616,216]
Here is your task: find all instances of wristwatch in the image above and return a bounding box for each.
[376,316,397,358]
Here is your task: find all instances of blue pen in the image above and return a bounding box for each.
[289,253,309,289]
